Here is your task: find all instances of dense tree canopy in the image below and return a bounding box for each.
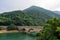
[36,18,60,40]
[24,6,60,26]
[0,6,60,26]
[7,24,17,30]
[0,11,36,26]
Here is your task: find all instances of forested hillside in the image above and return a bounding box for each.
[54,11,60,15]
[0,11,35,26]
[0,6,60,26]
[36,18,60,40]
[24,6,60,26]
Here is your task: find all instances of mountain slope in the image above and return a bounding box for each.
[0,11,35,26]
[0,6,60,26]
[24,6,60,26]
[54,11,60,15]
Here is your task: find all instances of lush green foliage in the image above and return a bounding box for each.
[24,6,60,26]
[7,24,17,30]
[0,11,35,26]
[36,18,60,40]
[0,26,4,30]
[0,6,60,26]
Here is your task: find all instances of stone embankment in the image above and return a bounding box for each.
[17,26,43,33]
[0,26,43,33]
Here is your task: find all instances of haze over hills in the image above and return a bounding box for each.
[54,11,60,15]
[0,6,60,26]
[24,6,60,25]
[24,6,60,18]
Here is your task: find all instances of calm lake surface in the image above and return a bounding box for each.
[0,32,36,40]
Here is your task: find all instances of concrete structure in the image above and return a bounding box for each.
[1,26,43,33]
[17,26,43,33]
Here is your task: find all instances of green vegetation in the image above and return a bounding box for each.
[36,18,60,40]
[7,24,17,30]
[0,6,60,26]
[0,6,60,40]
[0,26,4,30]
[0,11,35,26]
[24,6,60,26]
[56,27,60,32]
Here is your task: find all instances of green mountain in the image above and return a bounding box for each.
[54,11,60,15]
[24,6,60,26]
[0,6,60,26]
[0,11,35,26]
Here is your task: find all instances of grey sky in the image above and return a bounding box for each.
[0,0,60,13]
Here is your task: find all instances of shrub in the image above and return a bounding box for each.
[7,24,17,30]
[0,26,4,30]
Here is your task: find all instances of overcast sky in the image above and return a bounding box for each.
[0,0,60,13]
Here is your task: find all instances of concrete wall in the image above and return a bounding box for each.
[17,26,43,33]
[1,26,43,33]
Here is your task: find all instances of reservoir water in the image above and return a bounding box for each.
[0,32,36,40]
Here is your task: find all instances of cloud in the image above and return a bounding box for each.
[32,0,60,10]
[0,0,33,12]
[0,0,60,13]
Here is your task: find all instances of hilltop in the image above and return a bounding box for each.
[0,6,60,26]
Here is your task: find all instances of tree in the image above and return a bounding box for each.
[0,26,4,30]
[36,18,59,40]
[7,24,17,30]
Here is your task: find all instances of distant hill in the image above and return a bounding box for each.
[54,11,60,15]
[24,6,60,26]
[0,11,36,26]
[0,6,60,26]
